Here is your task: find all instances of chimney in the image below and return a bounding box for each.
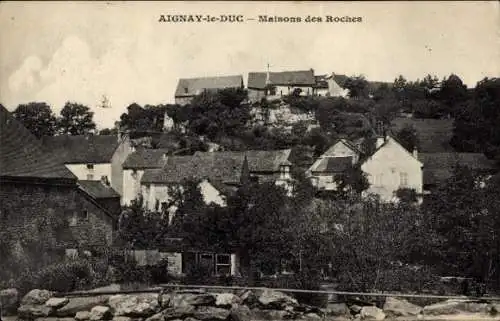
[412,146,418,159]
[101,175,110,186]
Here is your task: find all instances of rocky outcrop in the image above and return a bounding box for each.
[9,287,500,321]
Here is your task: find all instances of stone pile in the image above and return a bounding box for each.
[1,287,500,321]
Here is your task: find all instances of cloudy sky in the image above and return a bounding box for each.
[0,1,498,128]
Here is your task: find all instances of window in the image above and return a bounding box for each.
[79,210,89,221]
[184,87,189,94]
[86,164,94,170]
[87,174,94,180]
[131,169,138,179]
[400,172,408,187]
[155,199,160,211]
[69,213,78,227]
[215,254,231,276]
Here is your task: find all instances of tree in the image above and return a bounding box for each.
[57,102,96,135]
[395,124,420,153]
[12,102,57,138]
[333,165,370,197]
[344,75,369,99]
[438,74,468,115]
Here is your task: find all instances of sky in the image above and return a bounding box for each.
[0,1,498,129]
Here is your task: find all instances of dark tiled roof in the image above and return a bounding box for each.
[141,153,246,185]
[0,105,76,180]
[248,70,315,89]
[311,156,353,173]
[390,117,455,153]
[41,135,120,164]
[195,149,291,173]
[332,74,349,88]
[78,180,120,199]
[175,75,243,97]
[314,75,329,89]
[123,148,169,169]
[419,152,498,185]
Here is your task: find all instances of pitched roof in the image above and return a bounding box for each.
[41,135,120,164]
[195,149,291,173]
[141,153,246,185]
[332,74,349,88]
[247,70,315,89]
[390,117,455,153]
[78,180,120,199]
[175,75,243,97]
[0,105,76,181]
[123,148,170,169]
[311,156,353,173]
[419,152,498,185]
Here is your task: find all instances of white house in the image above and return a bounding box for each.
[41,134,134,197]
[247,69,316,102]
[308,135,423,202]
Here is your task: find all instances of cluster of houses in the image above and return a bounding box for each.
[1,68,498,276]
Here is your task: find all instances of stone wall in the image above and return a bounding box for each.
[3,287,500,321]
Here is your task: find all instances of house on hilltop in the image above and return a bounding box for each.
[247,69,316,102]
[0,106,117,268]
[308,135,423,202]
[41,133,134,197]
[174,75,244,106]
[314,73,350,98]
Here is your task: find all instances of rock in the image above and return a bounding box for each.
[56,296,110,317]
[145,312,164,321]
[215,293,241,307]
[491,303,500,314]
[170,293,215,307]
[161,305,196,320]
[108,294,160,317]
[75,311,91,321]
[112,317,133,321]
[324,303,350,317]
[350,304,363,314]
[360,306,385,320]
[45,297,70,309]
[159,291,173,308]
[18,304,53,319]
[89,306,112,321]
[21,289,54,305]
[0,288,19,315]
[383,297,422,317]
[251,308,290,320]
[257,289,298,309]
[193,306,231,320]
[230,304,252,321]
[303,312,322,320]
[33,318,75,321]
[423,299,490,316]
[238,290,258,306]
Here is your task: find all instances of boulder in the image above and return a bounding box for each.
[491,303,500,314]
[108,294,160,317]
[423,299,490,316]
[75,311,91,321]
[383,297,422,317]
[0,288,19,315]
[18,304,53,319]
[251,308,290,320]
[238,290,258,306]
[161,305,196,320]
[215,293,241,307]
[230,304,252,321]
[158,291,172,308]
[21,289,54,305]
[169,293,216,307]
[89,306,112,321]
[45,297,70,309]
[257,289,298,309]
[324,303,350,317]
[56,296,110,317]
[112,317,133,321]
[145,312,165,321]
[360,306,385,320]
[350,305,363,314]
[193,306,231,320]
[303,312,322,320]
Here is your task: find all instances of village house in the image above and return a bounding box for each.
[308,135,423,202]
[419,152,498,194]
[194,149,293,191]
[140,153,250,219]
[121,148,171,206]
[41,133,135,197]
[314,73,350,97]
[0,106,117,269]
[174,75,244,106]
[247,69,316,102]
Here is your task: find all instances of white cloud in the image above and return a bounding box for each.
[8,55,42,93]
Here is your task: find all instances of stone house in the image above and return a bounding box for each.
[314,73,350,97]
[174,75,244,106]
[0,106,117,265]
[247,69,316,102]
[41,133,134,198]
[140,153,250,219]
[308,135,424,202]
